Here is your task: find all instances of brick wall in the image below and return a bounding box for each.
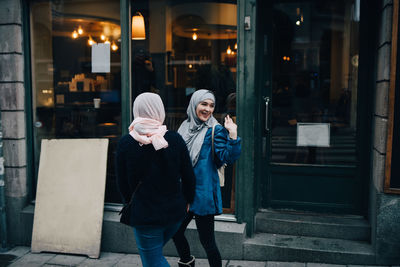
[0,0,28,244]
[372,0,400,264]
[373,0,393,193]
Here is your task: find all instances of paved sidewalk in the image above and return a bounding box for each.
[1,246,399,267]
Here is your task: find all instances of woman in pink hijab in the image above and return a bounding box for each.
[115,93,195,267]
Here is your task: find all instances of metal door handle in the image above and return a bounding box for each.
[264,96,270,131]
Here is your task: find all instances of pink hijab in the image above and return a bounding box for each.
[128,93,168,150]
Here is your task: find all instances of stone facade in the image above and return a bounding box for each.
[371,0,400,264]
[0,0,400,264]
[0,0,28,244]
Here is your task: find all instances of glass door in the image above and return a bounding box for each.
[261,0,365,214]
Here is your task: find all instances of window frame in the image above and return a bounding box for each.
[24,0,132,201]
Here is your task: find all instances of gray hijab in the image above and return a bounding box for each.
[178,89,219,166]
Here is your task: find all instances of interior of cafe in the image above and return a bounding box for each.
[30,0,238,212]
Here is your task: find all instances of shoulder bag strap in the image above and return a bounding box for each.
[211,124,216,161]
[127,181,142,205]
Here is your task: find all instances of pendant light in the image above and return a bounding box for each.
[72,30,78,39]
[77,26,83,35]
[111,41,118,51]
[88,36,96,46]
[132,12,146,40]
[226,45,232,55]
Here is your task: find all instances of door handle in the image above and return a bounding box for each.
[264,96,270,132]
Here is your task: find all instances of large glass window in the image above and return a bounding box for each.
[30,0,122,202]
[270,0,359,166]
[131,0,238,213]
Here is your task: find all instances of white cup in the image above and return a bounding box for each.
[93,98,101,108]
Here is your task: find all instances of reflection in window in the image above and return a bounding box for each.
[31,0,122,203]
[271,1,359,166]
[131,0,237,213]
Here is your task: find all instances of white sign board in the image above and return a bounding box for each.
[92,43,110,73]
[31,139,109,258]
[297,123,330,147]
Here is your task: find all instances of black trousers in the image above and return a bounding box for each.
[172,212,222,267]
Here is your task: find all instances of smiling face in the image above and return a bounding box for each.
[196,99,215,122]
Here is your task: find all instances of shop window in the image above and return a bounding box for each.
[30,0,122,203]
[131,0,238,213]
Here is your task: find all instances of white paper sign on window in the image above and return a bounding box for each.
[297,123,330,147]
[92,43,110,73]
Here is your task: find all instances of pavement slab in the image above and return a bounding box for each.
[0,246,31,266]
[77,252,126,267]
[307,264,344,267]
[113,254,142,267]
[192,258,228,267]
[268,262,306,267]
[47,254,87,266]
[0,254,17,267]
[165,256,230,266]
[8,252,56,267]
[228,259,266,266]
[2,247,30,258]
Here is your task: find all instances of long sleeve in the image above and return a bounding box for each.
[115,141,130,204]
[213,125,241,165]
[179,136,196,204]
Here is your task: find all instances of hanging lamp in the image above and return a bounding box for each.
[132,12,146,40]
[226,45,232,55]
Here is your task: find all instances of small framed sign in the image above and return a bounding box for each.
[297,123,330,147]
[92,43,110,73]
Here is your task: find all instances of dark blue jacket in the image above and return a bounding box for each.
[115,131,195,227]
[190,125,241,215]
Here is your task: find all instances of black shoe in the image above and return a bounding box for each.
[177,255,195,267]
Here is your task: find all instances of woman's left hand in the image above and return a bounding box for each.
[224,115,237,140]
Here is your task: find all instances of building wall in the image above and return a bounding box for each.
[371,0,400,264]
[0,0,28,245]
[0,0,400,263]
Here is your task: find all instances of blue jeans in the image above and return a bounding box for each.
[133,221,182,267]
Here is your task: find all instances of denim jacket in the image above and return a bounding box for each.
[190,124,241,216]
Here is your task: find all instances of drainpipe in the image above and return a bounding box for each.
[0,111,8,251]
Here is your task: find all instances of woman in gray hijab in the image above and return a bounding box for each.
[173,89,241,267]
